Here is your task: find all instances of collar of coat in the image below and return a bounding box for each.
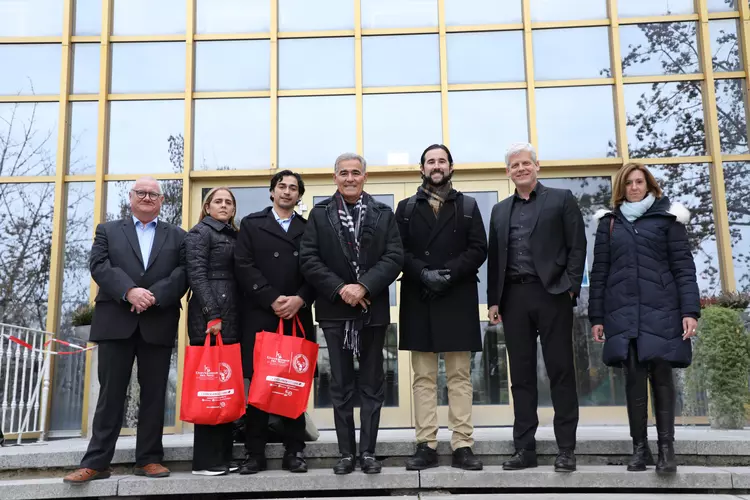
[593,198,690,224]
[201,215,237,233]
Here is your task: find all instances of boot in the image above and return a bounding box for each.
[628,440,654,472]
[650,361,677,474]
[624,342,653,471]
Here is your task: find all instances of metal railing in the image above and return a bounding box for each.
[0,323,54,443]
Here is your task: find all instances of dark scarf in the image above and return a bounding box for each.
[418,179,453,217]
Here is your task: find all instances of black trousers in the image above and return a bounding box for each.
[245,403,305,457]
[193,422,234,470]
[81,327,173,470]
[501,282,579,451]
[322,324,386,456]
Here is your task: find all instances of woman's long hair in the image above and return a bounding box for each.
[200,187,238,230]
[611,162,663,208]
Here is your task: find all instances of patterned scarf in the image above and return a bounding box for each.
[419,180,453,217]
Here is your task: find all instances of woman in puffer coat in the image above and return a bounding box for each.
[589,163,700,474]
[186,187,240,476]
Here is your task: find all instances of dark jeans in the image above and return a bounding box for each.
[245,403,305,457]
[193,422,234,470]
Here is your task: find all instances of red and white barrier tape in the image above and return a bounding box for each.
[0,333,96,356]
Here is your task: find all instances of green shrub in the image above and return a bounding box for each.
[694,306,750,429]
[71,303,94,327]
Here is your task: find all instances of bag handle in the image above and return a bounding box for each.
[275,316,307,339]
[203,332,224,347]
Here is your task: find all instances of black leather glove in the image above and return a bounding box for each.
[420,268,452,294]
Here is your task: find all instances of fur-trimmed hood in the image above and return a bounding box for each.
[593,201,690,224]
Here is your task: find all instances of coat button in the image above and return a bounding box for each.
[424,251,430,256]
[273,252,279,258]
[252,284,258,290]
[293,251,299,256]
[221,294,226,298]
[140,272,145,277]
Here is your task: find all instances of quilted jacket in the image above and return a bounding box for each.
[588,196,700,368]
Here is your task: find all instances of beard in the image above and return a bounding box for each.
[422,169,453,187]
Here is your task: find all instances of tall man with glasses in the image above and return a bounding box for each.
[64,176,188,484]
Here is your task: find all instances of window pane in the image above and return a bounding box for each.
[708,0,740,11]
[0,182,55,329]
[108,100,184,174]
[363,34,439,87]
[447,32,524,84]
[445,0,522,25]
[0,0,63,36]
[710,20,742,73]
[361,0,438,29]
[619,23,700,77]
[464,191,497,304]
[111,43,185,93]
[279,0,354,31]
[618,0,694,17]
[364,92,442,165]
[105,179,183,225]
[624,82,706,158]
[74,0,102,36]
[195,40,270,92]
[0,44,61,95]
[448,90,528,163]
[716,79,748,155]
[112,0,185,35]
[196,0,270,34]
[369,194,397,307]
[536,86,616,160]
[530,0,607,22]
[0,102,58,176]
[68,102,98,175]
[533,27,610,80]
[194,98,270,171]
[724,161,750,291]
[72,43,100,94]
[279,96,356,169]
[212,187,270,222]
[279,38,355,90]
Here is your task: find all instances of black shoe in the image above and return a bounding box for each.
[360,452,382,474]
[238,455,266,475]
[282,451,308,473]
[627,440,654,471]
[554,448,576,472]
[503,449,538,470]
[405,443,439,471]
[452,447,483,471]
[655,441,677,474]
[333,454,355,475]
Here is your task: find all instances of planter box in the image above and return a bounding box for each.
[73,324,91,342]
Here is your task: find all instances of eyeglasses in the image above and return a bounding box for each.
[131,189,162,201]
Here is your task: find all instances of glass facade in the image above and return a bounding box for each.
[1,0,748,434]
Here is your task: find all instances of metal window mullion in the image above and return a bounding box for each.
[355,0,364,155]
[270,0,279,169]
[608,0,630,162]
[438,0,450,146]
[522,0,538,154]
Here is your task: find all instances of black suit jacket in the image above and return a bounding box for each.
[89,217,188,346]
[487,183,586,310]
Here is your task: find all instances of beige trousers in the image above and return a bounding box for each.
[411,351,474,451]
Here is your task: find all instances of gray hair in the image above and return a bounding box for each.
[130,176,163,194]
[505,142,537,166]
[334,153,367,173]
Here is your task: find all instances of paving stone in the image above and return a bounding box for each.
[0,475,119,499]
[718,466,750,488]
[419,465,734,490]
[698,439,750,456]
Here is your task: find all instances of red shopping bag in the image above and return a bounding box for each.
[180,333,246,425]
[247,316,319,419]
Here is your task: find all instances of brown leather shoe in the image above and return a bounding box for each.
[63,468,111,484]
[134,463,171,478]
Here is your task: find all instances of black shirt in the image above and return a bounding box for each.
[507,184,540,278]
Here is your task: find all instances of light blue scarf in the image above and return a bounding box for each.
[620,193,656,222]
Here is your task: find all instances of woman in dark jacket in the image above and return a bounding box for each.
[589,163,700,474]
[185,187,239,476]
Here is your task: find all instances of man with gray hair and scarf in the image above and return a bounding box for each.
[300,153,403,475]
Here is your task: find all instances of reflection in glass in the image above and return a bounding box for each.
[707,0,740,11]
[112,0,185,35]
[0,0,63,36]
[195,41,270,92]
[108,100,184,174]
[194,98,270,171]
[715,79,748,155]
[0,102,58,176]
[363,92,441,166]
[530,0,606,22]
[279,38,355,90]
[723,162,750,292]
[370,194,397,307]
[445,0,522,25]
[536,86,616,160]
[68,102,98,175]
[618,0,694,17]
[447,32,524,84]
[196,0,270,34]
[279,0,354,31]
[111,43,185,94]
[464,191,497,304]
[533,27,610,80]
[0,44,61,95]
[624,82,706,158]
[710,20,742,73]
[49,182,95,431]
[74,0,102,36]
[315,323,399,408]
[279,96,355,169]
[203,186,270,222]
[0,183,55,329]
[619,23,699,77]
[448,90,527,163]
[72,44,100,94]
[361,0,438,29]
[363,34,439,87]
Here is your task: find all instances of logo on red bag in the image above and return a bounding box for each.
[219,362,232,382]
[267,351,290,367]
[292,354,309,374]
[196,363,232,382]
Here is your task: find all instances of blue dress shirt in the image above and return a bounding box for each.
[272,208,294,232]
[133,215,158,269]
